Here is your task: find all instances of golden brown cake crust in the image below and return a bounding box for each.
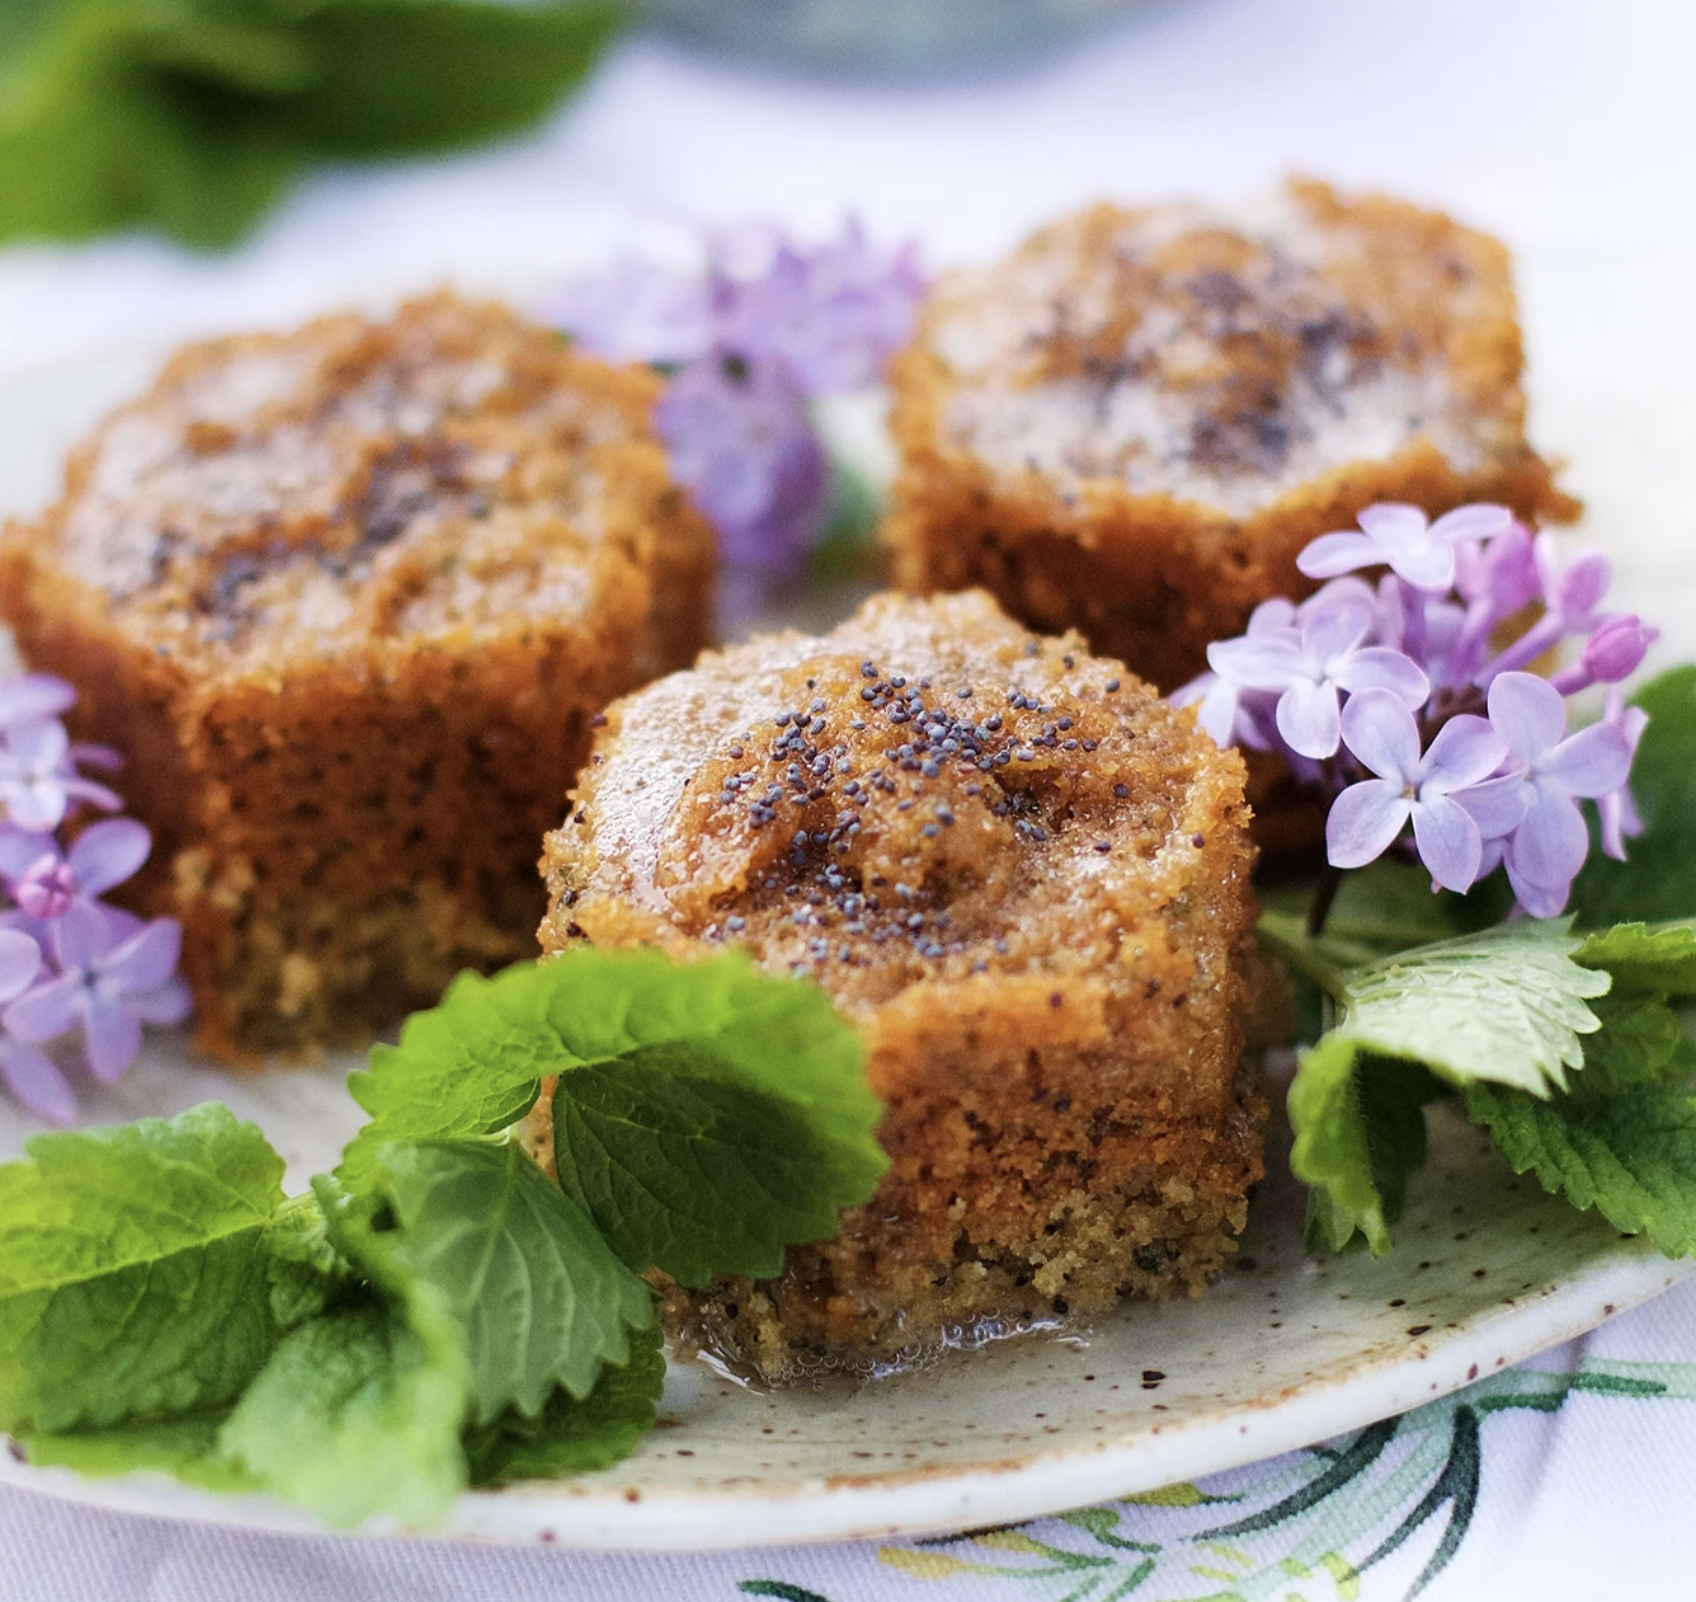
[885,178,1579,691]
[536,590,1265,1378]
[0,292,716,1060]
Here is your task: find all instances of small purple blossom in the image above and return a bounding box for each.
[1180,500,1658,922]
[1597,687,1650,862]
[654,353,827,585]
[1205,588,1428,759]
[0,927,71,1125]
[1300,503,1513,592]
[0,818,151,922]
[714,222,925,394]
[0,675,75,731]
[1327,693,1506,891]
[0,718,122,831]
[1480,537,1614,684]
[1549,614,1658,695]
[545,258,713,367]
[0,679,187,1120]
[1482,672,1633,916]
[6,914,190,1083]
[547,219,924,606]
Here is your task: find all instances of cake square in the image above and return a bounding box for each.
[534,589,1264,1379]
[885,178,1578,690]
[0,292,715,1059]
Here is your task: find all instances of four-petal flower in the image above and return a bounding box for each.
[0,718,121,831]
[6,913,191,1083]
[1299,503,1514,592]
[1206,590,1428,759]
[1327,692,1507,891]
[1483,672,1634,916]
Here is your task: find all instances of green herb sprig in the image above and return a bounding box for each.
[1269,667,1696,1259]
[0,0,625,251]
[0,949,886,1525]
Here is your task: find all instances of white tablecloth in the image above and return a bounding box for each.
[3,2,1695,1595]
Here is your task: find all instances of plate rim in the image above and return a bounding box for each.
[2,1241,1688,1550]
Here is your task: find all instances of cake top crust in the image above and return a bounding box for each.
[545,590,1251,1014]
[916,178,1527,517]
[16,292,679,672]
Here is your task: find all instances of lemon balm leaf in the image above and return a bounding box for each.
[0,1104,309,1434]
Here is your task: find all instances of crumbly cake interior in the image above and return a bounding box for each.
[886,178,1577,688]
[536,590,1264,1380]
[0,292,715,1058]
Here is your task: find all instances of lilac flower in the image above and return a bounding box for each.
[0,928,74,1125]
[715,221,925,394]
[1177,597,1295,747]
[545,220,923,599]
[655,353,828,583]
[0,675,75,731]
[1206,589,1428,759]
[1483,672,1634,916]
[1299,503,1514,592]
[5,913,191,1083]
[1455,520,1540,613]
[0,817,151,924]
[1442,523,1539,688]
[0,718,122,831]
[1481,538,1614,684]
[1549,615,1659,695]
[1327,691,1508,891]
[1184,498,1658,925]
[1596,686,1650,862]
[0,675,188,1119]
[546,258,714,367]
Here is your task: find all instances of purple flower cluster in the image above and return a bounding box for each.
[1177,504,1656,917]
[0,674,189,1123]
[547,220,924,605]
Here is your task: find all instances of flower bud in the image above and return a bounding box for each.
[1582,615,1657,684]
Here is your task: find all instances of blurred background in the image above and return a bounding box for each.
[0,0,1691,374]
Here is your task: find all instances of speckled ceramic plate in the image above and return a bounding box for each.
[1,254,1694,1548]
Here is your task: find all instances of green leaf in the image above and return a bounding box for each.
[464,1322,665,1488]
[0,0,60,68]
[217,1175,471,1528]
[218,1300,468,1528]
[264,1190,350,1328]
[1289,920,1609,1099]
[0,0,623,250]
[0,3,302,249]
[0,1103,309,1434]
[540,950,886,1286]
[281,0,621,157]
[1291,1046,1443,1256]
[1572,993,1695,1097]
[1283,919,1619,1256]
[339,963,559,1194]
[344,949,885,1223]
[16,1412,253,1494]
[376,1139,654,1424]
[553,1057,883,1287]
[1576,921,1696,998]
[1464,1080,1696,1258]
[1571,667,1696,926]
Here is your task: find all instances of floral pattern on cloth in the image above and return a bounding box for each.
[734,1355,1696,1602]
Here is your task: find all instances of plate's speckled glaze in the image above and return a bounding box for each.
[1,256,1694,1548]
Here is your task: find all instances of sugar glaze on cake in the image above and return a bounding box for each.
[887,178,1578,689]
[535,590,1265,1382]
